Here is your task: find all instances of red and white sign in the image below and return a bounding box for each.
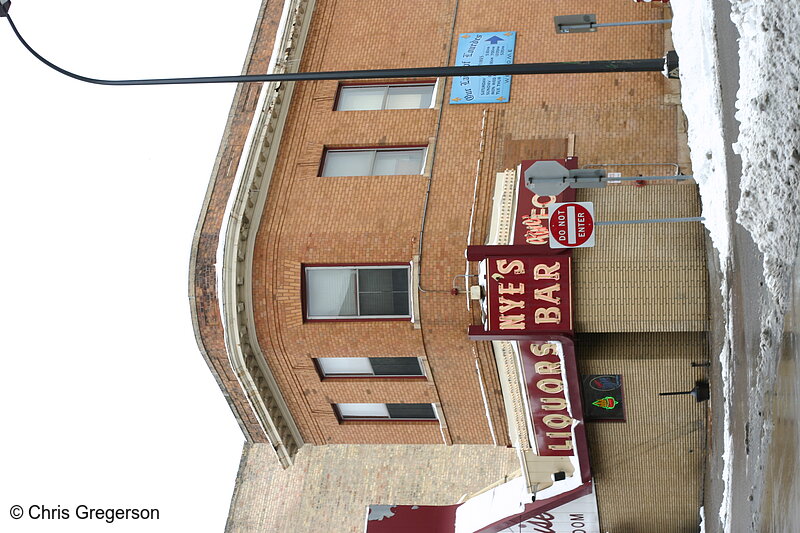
[366,479,600,533]
[482,254,573,336]
[519,340,584,457]
[548,202,595,248]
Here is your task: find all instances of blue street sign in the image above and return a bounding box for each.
[449,31,517,104]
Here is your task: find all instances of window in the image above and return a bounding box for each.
[336,83,435,111]
[321,148,425,177]
[335,403,437,420]
[305,265,410,319]
[316,357,423,377]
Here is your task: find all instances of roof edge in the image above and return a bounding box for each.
[188,0,289,445]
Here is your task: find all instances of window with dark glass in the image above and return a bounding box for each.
[336,83,435,111]
[305,265,410,319]
[335,403,436,420]
[321,148,425,177]
[316,357,423,377]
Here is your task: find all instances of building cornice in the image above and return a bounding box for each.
[219,0,316,467]
[189,0,285,447]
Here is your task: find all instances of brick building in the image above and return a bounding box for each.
[190,0,709,531]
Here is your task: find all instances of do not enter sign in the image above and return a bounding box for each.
[548,202,595,248]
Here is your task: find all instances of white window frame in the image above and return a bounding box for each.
[316,357,424,377]
[304,265,412,320]
[321,147,427,177]
[335,403,438,421]
[336,82,437,111]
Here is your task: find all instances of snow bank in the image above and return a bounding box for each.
[670,1,735,529]
[670,0,732,263]
[672,0,800,530]
[731,1,800,314]
[728,0,800,527]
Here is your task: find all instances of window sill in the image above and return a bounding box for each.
[337,419,439,425]
[321,376,427,383]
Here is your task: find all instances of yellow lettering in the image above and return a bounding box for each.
[532,195,556,208]
[536,378,563,394]
[534,307,561,324]
[543,413,573,430]
[546,432,572,439]
[525,207,549,220]
[498,282,524,295]
[533,262,560,280]
[548,441,574,451]
[534,361,561,375]
[526,227,549,245]
[496,259,525,275]
[498,297,525,314]
[499,314,525,330]
[530,343,558,357]
[534,284,561,304]
[541,397,568,411]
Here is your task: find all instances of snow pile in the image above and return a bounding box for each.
[671,0,800,530]
[670,1,735,529]
[729,0,800,526]
[732,1,800,314]
[670,0,732,263]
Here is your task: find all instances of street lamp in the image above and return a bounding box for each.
[554,14,671,34]
[4,8,679,86]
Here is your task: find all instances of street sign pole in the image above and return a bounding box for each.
[525,160,693,196]
[547,201,706,249]
[596,217,705,226]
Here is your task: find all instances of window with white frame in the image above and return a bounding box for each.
[336,83,435,111]
[321,148,425,177]
[305,265,410,319]
[316,357,423,377]
[335,403,437,420]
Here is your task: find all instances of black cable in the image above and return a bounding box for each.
[5,14,668,87]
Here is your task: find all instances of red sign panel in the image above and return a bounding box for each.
[485,255,572,335]
[549,202,595,248]
[519,339,588,458]
[513,159,577,252]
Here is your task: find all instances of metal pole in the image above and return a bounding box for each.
[608,175,692,181]
[5,13,673,87]
[596,217,705,226]
[594,20,671,28]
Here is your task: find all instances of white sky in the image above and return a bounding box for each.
[1,1,263,531]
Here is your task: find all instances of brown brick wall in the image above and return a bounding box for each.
[249,0,677,446]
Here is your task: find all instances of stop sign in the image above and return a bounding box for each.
[548,202,595,248]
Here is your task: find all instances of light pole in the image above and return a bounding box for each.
[3,8,680,86]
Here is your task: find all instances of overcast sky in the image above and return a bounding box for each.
[1,1,263,531]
